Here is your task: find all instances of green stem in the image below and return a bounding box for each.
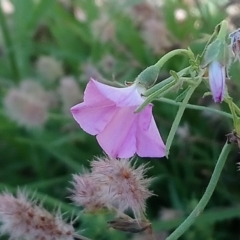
[155,49,191,69]
[136,82,177,113]
[224,97,238,129]
[0,7,20,82]
[166,77,202,157]
[159,97,232,119]
[166,142,231,240]
[232,102,240,116]
[144,67,191,97]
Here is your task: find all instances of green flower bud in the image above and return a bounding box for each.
[135,64,159,89]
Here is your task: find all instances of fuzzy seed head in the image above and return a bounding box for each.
[141,18,173,54]
[58,76,83,115]
[36,55,63,81]
[4,81,49,128]
[81,63,104,82]
[91,14,115,43]
[0,190,75,240]
[91,157,153,218]
[4,80,48,128]
[70,173,106,212]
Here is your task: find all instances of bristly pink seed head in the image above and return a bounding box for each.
[0,190,75,240]
[70,173,106,212]
[90,156,153,219]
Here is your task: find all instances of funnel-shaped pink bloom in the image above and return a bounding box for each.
[71,79,165,158]
[209,61,225,103]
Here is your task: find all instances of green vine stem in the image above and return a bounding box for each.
[159,97,232,119]
[166,142,232,240]
[144,66,192,97]
[155,49,192,69]
[165,77,202,157]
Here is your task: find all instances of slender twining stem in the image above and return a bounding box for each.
[159,97,232,119]
[155,49,192,69]
[165,77,202,157]
[0,6,20,82]
[144,66,191,97]
[224,97,240,135]
[166,142,232,240]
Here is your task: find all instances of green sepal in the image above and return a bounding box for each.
[201,39,221,68]
[234,119,240,137]
[135,64,159,89]
[218,42,232,67]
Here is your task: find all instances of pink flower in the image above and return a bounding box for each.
[71,79,165,158]
[209,61,225,103]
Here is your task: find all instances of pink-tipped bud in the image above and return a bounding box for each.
[0,190,76,240]
[208,61,226,103]
[91,157,153,219]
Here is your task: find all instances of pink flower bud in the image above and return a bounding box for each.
[208,61,225,103]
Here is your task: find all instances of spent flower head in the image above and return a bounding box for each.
[229,28,240,62]
[91,156,153,218]
[0,190,76,240]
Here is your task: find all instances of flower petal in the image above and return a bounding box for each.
[91,79,143,106]
[136,105,166,157]
[71,102,117,135]
[83,79,114,106]
[96,107,137,158]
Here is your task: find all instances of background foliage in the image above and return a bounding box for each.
[1,0,240,239]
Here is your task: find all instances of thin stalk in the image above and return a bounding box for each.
[166,77,202,157]
[166,142,231,240]
[144,67,191,97]
[155,49,191,69]
[159,97,232,119]
[136,82,177,113]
